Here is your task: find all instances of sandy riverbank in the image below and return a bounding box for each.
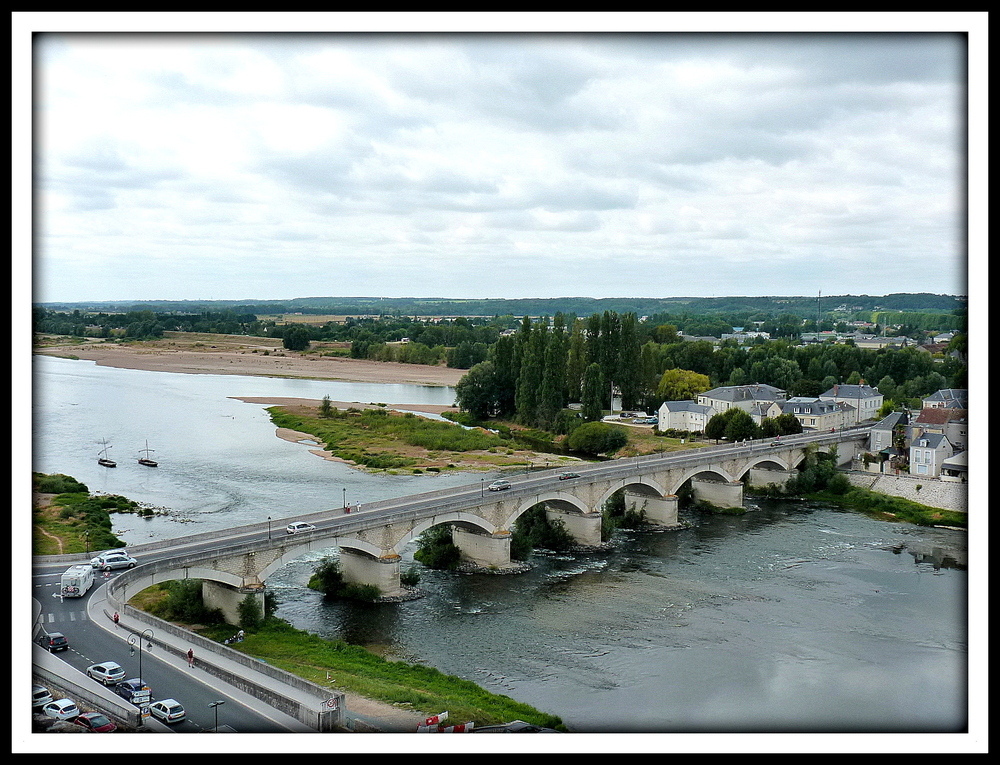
[34,335,467,387]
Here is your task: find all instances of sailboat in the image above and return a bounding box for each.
[98,439,117,468]
[137,441,158,467]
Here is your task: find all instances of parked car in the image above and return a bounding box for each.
[36,631,69,652]
[42,698,80,721]
[32,684,53,708]
[114,678,151,707]
[487,480,511,491]
[91,551,137,570]
[148,698,186,724]
[286,521,316,534]
[86,661,126,685]
[74,711,117,732]
[558,472,580,480]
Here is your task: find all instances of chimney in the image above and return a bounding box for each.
[834,384,839,396]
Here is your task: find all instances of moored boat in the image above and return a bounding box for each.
[138,441,158,467]
[98,439,117,468]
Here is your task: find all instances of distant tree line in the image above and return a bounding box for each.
[454,310,967,430]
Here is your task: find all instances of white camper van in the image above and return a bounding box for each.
[60,564,95,598]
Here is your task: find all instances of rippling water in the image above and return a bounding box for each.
[31,355,969,734]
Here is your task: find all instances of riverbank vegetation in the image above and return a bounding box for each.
[128,580,565,730]
[32,472,145,555]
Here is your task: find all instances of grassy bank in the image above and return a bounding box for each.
[32,473,142,555]
[806,485,967,528]
[129,582,565,730]
[266,403,575,472]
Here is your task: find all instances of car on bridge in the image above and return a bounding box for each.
[149,698,186,724]
[115,678,151,707]
[487,479,511,491]
[36,631,69,653]
[558,472,581,480]
[286,521,316,534]
[91,551,138,570]
[87,661,126,686]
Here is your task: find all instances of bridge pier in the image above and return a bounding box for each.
[748,468,798,491]
[545,506,603,547]
[690,479,744,510]
[451,527,520,571]
[202,580,265,626]
[625,491,680,528]
[339,549,405,598]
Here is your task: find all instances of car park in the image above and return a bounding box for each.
[487,480,511,491]
[74,711,117,732]
[91,551,137,570]
[149,698,186,724]
[42,698,80,721]
[286,521,316,534]
[36,631,69,652]
[32,685,53,708]
[114,678,151,707]
[86,661,126,685]
[558,472,580,480]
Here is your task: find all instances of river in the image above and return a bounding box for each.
[29,355,971,737]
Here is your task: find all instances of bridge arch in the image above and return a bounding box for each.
[668,467,736,496]
[389,510,497,554]
[512,491,590,522]
[596,478,667,511]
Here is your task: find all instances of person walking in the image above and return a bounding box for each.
[112,612,119,628]
[187,648,194,668]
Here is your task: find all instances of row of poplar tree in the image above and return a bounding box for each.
[455,311,644,431]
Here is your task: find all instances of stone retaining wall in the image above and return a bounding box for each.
[844,471,967,513]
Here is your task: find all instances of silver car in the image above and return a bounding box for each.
[149,698,186,724]
[87,661,126,685]
[91,551,137,570]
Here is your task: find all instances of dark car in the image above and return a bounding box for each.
[115,678,151,707]
[558,472,580,480]
[37,631,69,652]
[74,711,117,733]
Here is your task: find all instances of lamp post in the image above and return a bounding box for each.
[84,529,90,556]
[267,516,271,540]
[481,478,484,497]
[342,488,347,509]
[128,628,154,684]
[208,700,226,732]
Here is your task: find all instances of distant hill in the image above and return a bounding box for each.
[37,293,965,318]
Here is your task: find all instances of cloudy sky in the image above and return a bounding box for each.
[25,16,980,304]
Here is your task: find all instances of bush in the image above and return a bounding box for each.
[567,421,628,456]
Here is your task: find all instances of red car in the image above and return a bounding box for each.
[74,711,117,732]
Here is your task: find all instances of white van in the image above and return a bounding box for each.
[60,564,95,598]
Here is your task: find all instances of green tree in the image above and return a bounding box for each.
[318,394,334,418]
[656,368,712,402]
[723,408,758,441]
[281,325,311,351]
[567,421,628,456]
[581,363,606,422]
[455,361,501,420]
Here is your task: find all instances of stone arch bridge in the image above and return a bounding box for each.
[107,429,868,622]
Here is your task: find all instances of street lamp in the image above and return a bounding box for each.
[267,516,271,540]
[342,488,347,509]
[128,628,154,684]
[84,529,90,556]
[481,478,484,497]
[208,700,226,732]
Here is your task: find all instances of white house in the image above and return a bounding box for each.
[697,384,787,415]
[657,400,713,433]
[779,397,852,431]
[909,432,953,478]
[921,388,967,410]
[818,383,883,425]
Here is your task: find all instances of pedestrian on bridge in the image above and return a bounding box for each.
[113,612,119,628]
[187,648,195,667]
